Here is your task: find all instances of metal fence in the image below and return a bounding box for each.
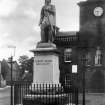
[12,82,78,105]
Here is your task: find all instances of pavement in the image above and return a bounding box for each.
[0,87,105,105]
[0,86,10,105]
[79,93,105,105]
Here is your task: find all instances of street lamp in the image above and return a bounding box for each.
[8,45,16,105]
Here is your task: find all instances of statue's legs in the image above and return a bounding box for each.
[40,25,58,43]
[41,29,46,42]
[44,26,49,42]
[41,24,47,43]
[47,25,55,43]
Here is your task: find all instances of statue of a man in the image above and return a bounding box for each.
[95,46,102,65]
[39,0,56,43]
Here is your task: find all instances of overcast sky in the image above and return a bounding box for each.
[0,0,86,61]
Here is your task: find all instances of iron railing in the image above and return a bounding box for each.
[12,82,78,105]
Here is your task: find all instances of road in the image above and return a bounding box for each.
[0,86,10,105]
[79,93,105,105]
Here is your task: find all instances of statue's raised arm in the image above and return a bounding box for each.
[39,0,57,43]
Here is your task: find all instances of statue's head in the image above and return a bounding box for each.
[45,0,51,4]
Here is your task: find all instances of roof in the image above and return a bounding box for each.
[88,0,103,1]
[56,31,77,36]
[55,31,78,45]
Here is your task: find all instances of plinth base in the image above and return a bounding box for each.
[36,42,56,49]
[31,42,60,84]
[29,83,63,95]
[23,94,68,105]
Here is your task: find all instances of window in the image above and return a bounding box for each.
[81,52,91,66]
[85,52,91,66]
[64,48,72,63]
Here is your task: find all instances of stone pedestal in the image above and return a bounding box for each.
[33,55,59,83]
[32,43,60,84]
[30,43,61,91]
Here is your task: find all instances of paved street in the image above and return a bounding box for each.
[0,86,10,105]
[0,86,105,105]
[79,93,105,105]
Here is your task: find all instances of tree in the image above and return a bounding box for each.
[18,55,33,80]
[1,59,9,80]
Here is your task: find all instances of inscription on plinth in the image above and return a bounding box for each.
[33,53,60,84]
[35,59,52,65]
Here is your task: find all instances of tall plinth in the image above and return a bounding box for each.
[30,43,62,91]
[32,43,60,84]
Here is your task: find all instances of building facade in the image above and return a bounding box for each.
[55,0,105,92]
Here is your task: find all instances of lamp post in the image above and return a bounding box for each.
[8,45,16,105]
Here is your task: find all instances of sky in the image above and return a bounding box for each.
[0,0,86,61]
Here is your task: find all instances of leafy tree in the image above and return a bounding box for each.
[18,55,33,80]
[1,59,9,80]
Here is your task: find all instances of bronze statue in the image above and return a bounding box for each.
[39,0,56,43]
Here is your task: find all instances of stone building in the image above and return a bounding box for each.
[54,0,105,92]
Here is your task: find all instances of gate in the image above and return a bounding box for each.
[12,81,79,105]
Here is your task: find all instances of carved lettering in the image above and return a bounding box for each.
[35,59,52,65]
